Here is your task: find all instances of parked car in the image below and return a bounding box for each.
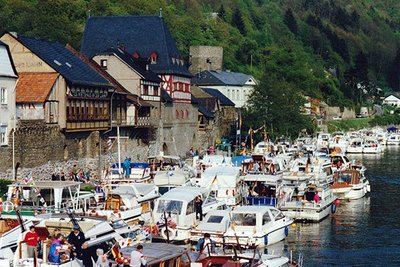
[332,115,342,120]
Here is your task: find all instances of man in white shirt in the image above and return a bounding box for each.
[130,244,147,267]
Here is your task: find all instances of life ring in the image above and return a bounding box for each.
[160,227,176,240]
[331,203,337,214]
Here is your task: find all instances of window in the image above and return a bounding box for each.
[205,190,217,204]
[154,86,159,96]
[157,200,183,214]
[270,209,285,221]
[100,59,107,69]
[186,199,195,215]
[207,215,224,223]
[262,212,271,225]
[231,213,256,226]
[176,110,179,119]
[143,85,149,95]
[0,87,6,104]
[0,126,7,145]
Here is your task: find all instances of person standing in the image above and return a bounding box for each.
[24,225,39,258]
[48,234,64,264]
[67,225,85,259]
[196,233,215,252]
[130,244,147,267]
[195,195,203,221]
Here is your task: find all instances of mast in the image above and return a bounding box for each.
[117,126,122,175]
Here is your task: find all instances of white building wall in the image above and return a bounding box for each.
[0,76,17,146]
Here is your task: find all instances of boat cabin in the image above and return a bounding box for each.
[152,187,226,241]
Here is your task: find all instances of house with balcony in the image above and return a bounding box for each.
[0,41,18,146]
[91,48,162,128]
[67,45,154,130]
[1,32,113,132]
[192,70,257,108]
[81,15,199,156]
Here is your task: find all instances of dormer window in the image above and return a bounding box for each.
[172,58,176,64]
[180,59,184,66]
[150,52,158,64]
[100,59,107,69]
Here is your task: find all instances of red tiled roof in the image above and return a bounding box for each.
[16,72,59,103]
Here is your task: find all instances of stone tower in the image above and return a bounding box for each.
[189,46,223,74]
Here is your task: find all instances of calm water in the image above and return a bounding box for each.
[284,146,400,266]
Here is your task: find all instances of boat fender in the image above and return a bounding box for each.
[226,189,229,196]
[160,227,176,240]
[331,203,337,214]
[284,226,289,237]
[232,189,235,196]
[89,209,99,217]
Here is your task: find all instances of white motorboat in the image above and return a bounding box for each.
[387,133,400,145]
[94,183,159,224]
[152,186,226,242]
[328,132,348,153]
[191,165,242,206]
[316,132,331,149]
[277,181,337,222]
[190,209,231,244]
[363,138,383,154]
[330,169,370,200]
[283,156,334,184]
[347,138,364,154]
[224,206,293,247]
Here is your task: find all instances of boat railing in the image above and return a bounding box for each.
[246,196,277,206]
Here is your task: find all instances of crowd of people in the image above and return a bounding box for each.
[50,164,91,183]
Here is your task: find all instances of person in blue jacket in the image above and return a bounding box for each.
[196,233,215,252]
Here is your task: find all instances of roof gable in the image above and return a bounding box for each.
[16,72,59,103]
[99,48,162,83]
[192,70,254,86]
[14,34,111,88]
[0,41,18,78]
[384,95,400,101]
[81,16,192,77]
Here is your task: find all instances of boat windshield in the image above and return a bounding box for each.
[157,199,183,214]
[231,213,256,226]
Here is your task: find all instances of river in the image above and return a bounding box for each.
[282,146,400,266]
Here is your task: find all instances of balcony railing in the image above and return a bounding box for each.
[137,116,150,127]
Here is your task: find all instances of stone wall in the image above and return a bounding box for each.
[325,107,356,119]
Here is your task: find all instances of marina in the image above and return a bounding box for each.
[0,127,399,266]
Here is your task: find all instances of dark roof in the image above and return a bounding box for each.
[192,70,253,86]
[161,89,173,103]
[99,48,162,83]
[202,88,235,106]
[81,16,192,77]
[13,34,111,88]
[198,105,214,119]
[191,93,199,105]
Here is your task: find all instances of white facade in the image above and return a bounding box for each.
[0,44,17,146]
[383,95,400,107]
[200,79,256,108]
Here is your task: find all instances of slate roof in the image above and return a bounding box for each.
[16,72,59,103]
[161,89,173,103]
[192,70,253,86]
[81,16,192,77]
[12,33,111,88]
[201,88,235,106]
[98,48,162,83]
[198,105,214,119]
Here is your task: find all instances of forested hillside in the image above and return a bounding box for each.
[1,0,400,135]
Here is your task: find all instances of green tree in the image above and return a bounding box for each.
[283,8,298,35]
[245,74,314,138]
[231,7,246,35]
